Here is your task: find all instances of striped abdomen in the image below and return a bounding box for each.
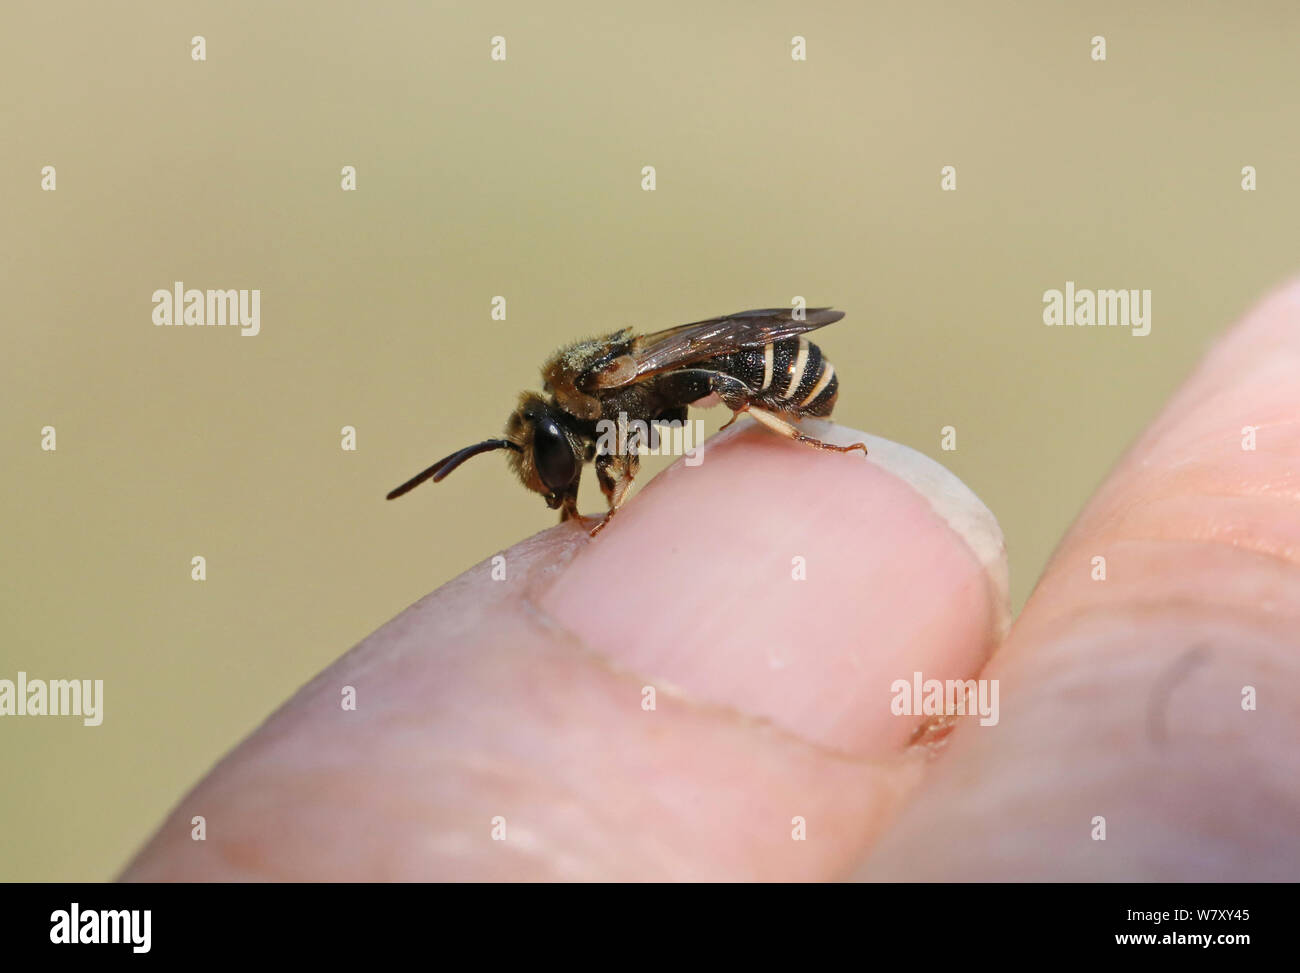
[710,337,840,417]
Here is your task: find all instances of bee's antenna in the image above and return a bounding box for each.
[386,439,521,500]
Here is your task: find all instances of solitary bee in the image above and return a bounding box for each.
[386,307,866,535]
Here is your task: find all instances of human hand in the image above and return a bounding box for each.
[122,281,1300,881]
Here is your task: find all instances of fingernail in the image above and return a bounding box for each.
[799,418,1010,641]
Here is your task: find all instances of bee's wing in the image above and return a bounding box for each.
[585,307,845,389]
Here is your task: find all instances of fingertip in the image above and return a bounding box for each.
[537,419,1009,757]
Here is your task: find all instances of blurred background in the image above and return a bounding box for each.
[3,0,1298,880]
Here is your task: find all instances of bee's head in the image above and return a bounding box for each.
[384,393,586,510]
[504,393,585,508]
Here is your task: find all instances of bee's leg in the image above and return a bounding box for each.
[558,494,582,523]
[590,444,640,537]
[745,406,868,455]
[654,368,754,430]
[553,473,584,525]
[655,368,865,454]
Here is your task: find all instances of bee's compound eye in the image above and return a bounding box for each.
[534,419,578,491]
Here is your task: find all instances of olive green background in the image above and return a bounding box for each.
[3,1,1297,881]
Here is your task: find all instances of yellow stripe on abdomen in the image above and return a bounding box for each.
[784,338,809,397]
[799,362,834,406]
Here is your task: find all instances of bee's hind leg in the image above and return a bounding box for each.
[745,406,868,456]
[718,409,744,432]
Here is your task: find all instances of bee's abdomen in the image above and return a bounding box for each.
[711,337,839,417]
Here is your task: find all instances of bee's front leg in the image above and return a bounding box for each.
[591,446,640,537]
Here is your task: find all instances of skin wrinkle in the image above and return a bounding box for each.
[1022,596,1300,660]
[1113,455,1300,494]
[1061,646,1281,765]
[1087,478,1300,536]
[517,573,909,767]
[1057,499,1300,568]
[1028,535,1300,619]
[467,682,906,880]
[1146,644,1213,746]
[977,592,1299,823]
[1146,394,1299,448]
[1117,467,1300,504]
[530,578,995,764]
[992,607,1298,747]
[1124,524,1300,566]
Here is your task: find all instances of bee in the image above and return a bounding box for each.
[386,307,866,535]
